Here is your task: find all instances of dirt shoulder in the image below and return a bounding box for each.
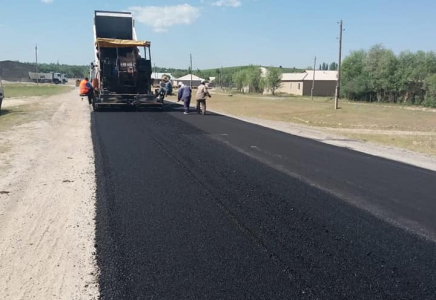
[165,94,436,171]
[0,91,98,299]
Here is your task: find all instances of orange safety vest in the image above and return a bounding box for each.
[79,80,90,94]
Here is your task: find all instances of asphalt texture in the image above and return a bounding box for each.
[92,104,436,299]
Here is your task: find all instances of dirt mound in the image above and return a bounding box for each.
[0,61,34,82]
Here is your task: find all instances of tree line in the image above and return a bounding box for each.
[21,62,89,78]
[39,63,89,78]
[319,62,338,71]
[231,66,282,95]
[341,44,436,107]
[155,65,295,94]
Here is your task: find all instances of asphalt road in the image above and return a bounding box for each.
[92,105,436,299]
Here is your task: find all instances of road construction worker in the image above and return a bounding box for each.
[156,76,173,98]
[177,82,192,114]
[195,80,211,115]
[79,77,94,105]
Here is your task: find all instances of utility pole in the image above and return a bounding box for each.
[221,66,223,89]
[190,54,193,88]
[35,44,39,86]
[334,20,343,110]
[311,56,316,101]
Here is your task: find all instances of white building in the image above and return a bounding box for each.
[175,74,205,88]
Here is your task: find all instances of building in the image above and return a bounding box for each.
[276,70,338,97]
[151,72,174,86]
[175,74,205,88]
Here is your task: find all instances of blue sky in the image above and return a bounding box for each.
[0,0,435,69]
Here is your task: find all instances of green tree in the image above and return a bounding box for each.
[329,62,338,70]
[396,51,436,104]
[232,70,247,92]
[423,74,436,107]
[264,68,282,95]
[340,45,436,105]
[364,44,398,102]
[245,67,263,93]
[173,70,187,78]
[341,50,370,100]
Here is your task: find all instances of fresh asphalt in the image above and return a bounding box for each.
[92,104,436,299]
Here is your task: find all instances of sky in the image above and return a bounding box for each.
[0,0,435,69]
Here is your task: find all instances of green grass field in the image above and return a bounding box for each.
[3,83,73,98]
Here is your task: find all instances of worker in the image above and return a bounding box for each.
[195,80,211,115]
[157,76,173,97]
[79,77,94,105]
[177,82,192,114]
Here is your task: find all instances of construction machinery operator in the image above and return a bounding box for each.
[79,77,94,105]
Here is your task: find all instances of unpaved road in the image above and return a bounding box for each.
[0,91,98,299]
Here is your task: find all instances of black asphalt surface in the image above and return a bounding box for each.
[92,105,436,299]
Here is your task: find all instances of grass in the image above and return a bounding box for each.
[339,132,436,156]
[0,83,69,133]
[3,83,73,98]
[0,102,48,132]
[170,91,436,156]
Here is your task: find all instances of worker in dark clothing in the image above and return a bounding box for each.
[157,76,173,98]
[79,77,94,104]
[177,82,192,114]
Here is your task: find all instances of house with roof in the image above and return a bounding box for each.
[151,72,174,85]
[274,70,338,97]
[175,74,205,88]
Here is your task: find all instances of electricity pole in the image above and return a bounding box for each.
[334,20,343,110]
[221,66,223,89]
[190,54,193,88]
[311,56,316,101]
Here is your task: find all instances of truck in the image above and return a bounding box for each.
[29,72,63,84]
[60,74,68,84]
[90,10,160,111]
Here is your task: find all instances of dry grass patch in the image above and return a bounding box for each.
[338,132,436,157]
[207,92,436,132]
[4,83,73,98]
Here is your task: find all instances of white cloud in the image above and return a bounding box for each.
[41,0,53,3]
[129,4,201,33]
[212,0,242,7]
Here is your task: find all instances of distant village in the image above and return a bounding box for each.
[153,67,338,97]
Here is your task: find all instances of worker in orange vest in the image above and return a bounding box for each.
[79,77,94,105]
